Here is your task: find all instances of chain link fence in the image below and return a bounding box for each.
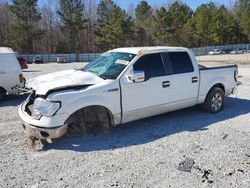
[20,43,250,64]
[191,43,250,56]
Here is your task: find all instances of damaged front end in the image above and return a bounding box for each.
[19,91,68,141]
[18,69,105,145]
[19,83,94,143]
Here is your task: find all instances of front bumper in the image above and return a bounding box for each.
[19,99,69,139]
[21,122,68,139]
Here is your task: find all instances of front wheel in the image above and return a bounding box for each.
[201,87,225,113]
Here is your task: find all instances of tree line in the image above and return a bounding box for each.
[0,0,249,54]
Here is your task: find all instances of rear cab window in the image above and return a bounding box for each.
[165,51,194,74]
[133,53,166,80]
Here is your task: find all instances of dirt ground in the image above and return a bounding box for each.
[0,56,249,188]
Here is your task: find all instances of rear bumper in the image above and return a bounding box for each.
[21,122,68,139]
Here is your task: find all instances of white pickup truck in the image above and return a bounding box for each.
[19,47,240,141]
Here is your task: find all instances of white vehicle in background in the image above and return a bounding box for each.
[56,54,67,63]
[0,47,25,100]
[19,46,240,141]
[230,49,245,54]
[208,49,222,55]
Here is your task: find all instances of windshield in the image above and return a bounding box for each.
[82,52,135,80]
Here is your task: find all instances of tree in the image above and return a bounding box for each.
[58,0,88,55]
[182,19,198,47]
[234,0,250,41]
[0,2,13,46]
[85,0,98,52]
[135,0,154,46]
[153,1,193,46]
[95,6,134,50]
[40,0,59,53]
[96,0,115,22]
[209,5,242,44]
[193,3,217,46]
[7,0,43,53]
[153,7,168,45]
[166,1,193,46]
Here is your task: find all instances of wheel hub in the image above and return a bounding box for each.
[211,93,222,111]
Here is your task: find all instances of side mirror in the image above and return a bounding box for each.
[128,71,145,83]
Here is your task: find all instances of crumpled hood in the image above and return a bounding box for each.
[26,70,104,95]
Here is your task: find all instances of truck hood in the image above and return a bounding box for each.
[26,69,104,95]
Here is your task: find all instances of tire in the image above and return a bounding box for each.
[67,106,111,135]
[0,88,6,101]
[201,87,225,113]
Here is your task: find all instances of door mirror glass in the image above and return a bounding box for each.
[129,70,145,83]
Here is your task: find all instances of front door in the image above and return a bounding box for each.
[120,53,171,123]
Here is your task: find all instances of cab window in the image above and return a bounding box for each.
[133,53,166,80]
[167,52,194,74]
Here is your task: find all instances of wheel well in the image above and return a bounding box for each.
[209,83,225,93]
[64,105,115,127]
[0,87,7,93]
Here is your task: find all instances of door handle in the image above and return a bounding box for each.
[162,81,170,88]
[192,77,198,83]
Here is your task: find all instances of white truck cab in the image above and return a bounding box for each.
[0,47,25,100]
[18,47,240,141]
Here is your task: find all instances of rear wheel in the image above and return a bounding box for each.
[201,87,225,113]
[0,88,6,101]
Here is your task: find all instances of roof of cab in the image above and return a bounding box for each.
[0,47,15,54]
[110,46,188,55]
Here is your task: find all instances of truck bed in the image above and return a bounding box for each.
[199,64,237,70]
[198,63,238,103]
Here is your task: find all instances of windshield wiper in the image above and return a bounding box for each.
[99,74,116,80]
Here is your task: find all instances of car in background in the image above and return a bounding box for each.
[208,49,222,55]
[0,47,25,100]
[17,56,28,69]
[33,55,44,64]
[57,54,67,63]
[222,49,232,54]
[230,49,245,54]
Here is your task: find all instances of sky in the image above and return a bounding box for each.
[34,0,236,12]
[111,0,236,11]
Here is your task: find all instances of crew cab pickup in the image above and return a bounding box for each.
[18,47,240,140]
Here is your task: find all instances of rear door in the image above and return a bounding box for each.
[120,52,171,123]
[163,51,199,107]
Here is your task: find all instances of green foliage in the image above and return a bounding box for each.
[58,0,87,53]
[135,0,154,46]
[193,3,216,46]
[95,0,249,49]
[209,5,240,44]
[135,0,152,22]
[153,1,192,46]
[1,0,249,53]
[7,0,43,53]
[56,40,69,53]
[166,1,193,46]
[95,6,134,50]
[97,0,115,22]
[234,0,250,41]
[153,7,168,45]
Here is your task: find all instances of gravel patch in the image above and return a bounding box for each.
[0,61,249,188]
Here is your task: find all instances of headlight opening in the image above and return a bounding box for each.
[32,98,61,119]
